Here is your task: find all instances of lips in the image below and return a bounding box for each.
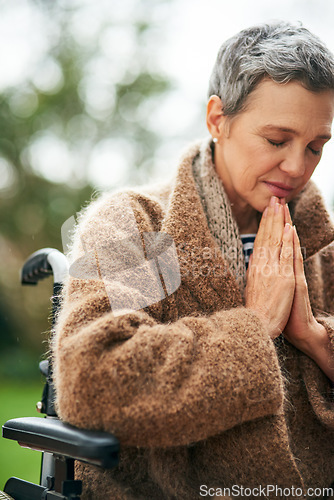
[264,181,294,198]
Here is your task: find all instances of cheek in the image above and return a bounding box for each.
[223,142,280,187]
[299,163,318,189]
[255,151,283,179]
[245,141,278,169]
[242,156,277,184]
[307,159,320,178]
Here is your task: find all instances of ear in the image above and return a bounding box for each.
[206,95,227,140]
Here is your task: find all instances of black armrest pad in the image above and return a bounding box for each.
[2,417,119,469]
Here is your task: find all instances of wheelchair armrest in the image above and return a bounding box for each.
[2,417,119,469]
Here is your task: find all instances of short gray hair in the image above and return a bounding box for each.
[208,21,334,115]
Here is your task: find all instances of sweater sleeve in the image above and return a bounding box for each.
[298,242,334,426]
[53,193,284,448]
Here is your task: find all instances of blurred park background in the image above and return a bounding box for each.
[1,0,334,488]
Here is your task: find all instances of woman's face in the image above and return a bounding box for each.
[210,79,334,213]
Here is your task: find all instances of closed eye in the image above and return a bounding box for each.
[308,146,322,156]
[267,139,285,147]
[268,139,323,156]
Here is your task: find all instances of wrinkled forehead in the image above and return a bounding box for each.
[242,79,334,131]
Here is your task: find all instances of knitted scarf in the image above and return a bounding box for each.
[192,138,247,294]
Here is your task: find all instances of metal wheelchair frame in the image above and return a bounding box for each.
[2,248,120,500]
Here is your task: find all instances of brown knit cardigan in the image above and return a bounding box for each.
[53,139,334,499]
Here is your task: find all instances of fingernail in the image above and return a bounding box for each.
[270,196,277,207]
[274,203,281,215]
[263,207,268,217]
[284,223,291,233]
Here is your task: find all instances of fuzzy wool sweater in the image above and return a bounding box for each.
[53,138,334,499]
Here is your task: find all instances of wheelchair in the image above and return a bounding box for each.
[1,248,120,500]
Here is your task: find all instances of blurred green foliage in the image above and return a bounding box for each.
[0,0,173,378]
[0,380,43,488]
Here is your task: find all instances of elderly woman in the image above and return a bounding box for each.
[54,21,334,499]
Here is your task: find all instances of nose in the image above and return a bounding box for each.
[279,148,306,178]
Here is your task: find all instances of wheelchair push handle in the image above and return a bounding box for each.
[21,248,69,285]
[20,248,70,417]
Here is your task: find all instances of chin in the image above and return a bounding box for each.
[251,199,268,213]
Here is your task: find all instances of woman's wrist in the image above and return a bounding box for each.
[295,321,334,382]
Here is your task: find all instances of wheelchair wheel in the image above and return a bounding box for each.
[0,492,14,499]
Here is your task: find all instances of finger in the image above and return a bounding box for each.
[293,225,304,279]
[252,207,268,258]
[284,203,293,226]
[280,223,294,278]
[253,196,277,256]
[254,203,270,249]
[268,201,285,259]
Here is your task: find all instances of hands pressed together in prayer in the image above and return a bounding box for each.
[245,195,334,382]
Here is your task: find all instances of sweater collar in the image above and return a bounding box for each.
[161,138,334,307]
[288,181,334,261]
[161,139,245,309]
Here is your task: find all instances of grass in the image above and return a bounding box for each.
[0,379,44,490]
